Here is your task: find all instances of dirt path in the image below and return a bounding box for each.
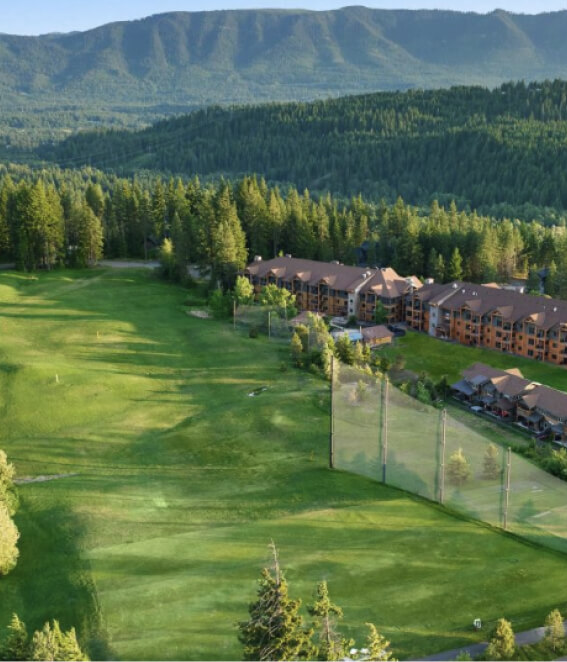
[419,621,567,660]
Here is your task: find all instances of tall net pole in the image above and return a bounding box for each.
[329,355,335,469]
[439,408,447,505]
[503,446,512,531]
[382,376,389,483]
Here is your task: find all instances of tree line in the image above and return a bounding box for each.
[40,80,567,224]
[2,166,567,298]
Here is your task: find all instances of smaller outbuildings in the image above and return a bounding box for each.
[361,325,394,348]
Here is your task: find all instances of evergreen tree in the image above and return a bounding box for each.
[238,542,315,661]
[364,623,397,662]
[446,448,471,487]
[544,609,565,652]
[526,264,541,294]
[158,238,176,281]
[85,183,105,218]
[335,333,354,365]
[308,581,346,661]
[482,443,501,480]
[446,247,463,281]
[0,614,29,661]
[0,502,19,575]
[72,204,103,267]
[30,620,88,661]
[212,186,248,289]
[484,618,516,661]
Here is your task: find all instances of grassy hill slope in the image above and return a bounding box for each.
[1,269,567,659]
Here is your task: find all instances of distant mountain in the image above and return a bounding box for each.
[4,7,567,118]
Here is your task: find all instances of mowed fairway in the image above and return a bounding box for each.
[3,269,567,660]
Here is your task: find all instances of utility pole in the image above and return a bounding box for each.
[503,446,512,531]
[382,376,389,483]
[439,409,447,505]
[329,355,335,469]
[268,311,271,339]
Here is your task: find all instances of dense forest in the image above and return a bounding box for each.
[2,165,567,298]
[40,81,567,224]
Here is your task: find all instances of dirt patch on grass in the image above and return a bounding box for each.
[188,310,211,319]
[15,473,78,485]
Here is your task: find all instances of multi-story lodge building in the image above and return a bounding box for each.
[244,256,420,323]
[245,257,567,369]
[405,281,567,367]
[452,363,567,441]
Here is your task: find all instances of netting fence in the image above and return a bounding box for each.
[234,304,293,341]
[234,304,330,352]
[333,360,567,554]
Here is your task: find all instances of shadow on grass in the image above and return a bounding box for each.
[11,496,113,660]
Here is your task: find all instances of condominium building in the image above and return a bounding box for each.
[405,281,567,366]
[244,256,419,322]
[452,363,567,441]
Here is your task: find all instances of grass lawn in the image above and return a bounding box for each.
[2,269,567,660]
[382,330,567,390]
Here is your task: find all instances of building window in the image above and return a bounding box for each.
[527,350,534,357]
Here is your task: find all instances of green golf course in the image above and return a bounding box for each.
[1,268,567,660]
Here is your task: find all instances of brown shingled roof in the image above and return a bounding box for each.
[520,385,567,420]
[245,256,377,292]
[463,362,524,380]
[419,281,567,329]
[361,325,394,341]
[245,256,417,295]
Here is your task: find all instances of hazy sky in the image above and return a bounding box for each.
[3,0,567,35]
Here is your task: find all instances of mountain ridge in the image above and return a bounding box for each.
[3,7,567,109]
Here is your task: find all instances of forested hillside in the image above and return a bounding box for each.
[5,7,567,145]
[41,80,567,222]
[2,166,566,298]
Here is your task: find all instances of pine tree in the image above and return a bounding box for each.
[484,618,516,661]
[446,448,471,487]
[482,443,501,480]
[446,247,463,282]
[238,542,315,661]
[308,581,346,661]
[30,620,88,661]
[0,614,29,661]
[364,623,397,661]
[0,502,19,575]
[158,238,176,281]
[544,609,565,652]
[335,334,354,365]
[74,204,103,267]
